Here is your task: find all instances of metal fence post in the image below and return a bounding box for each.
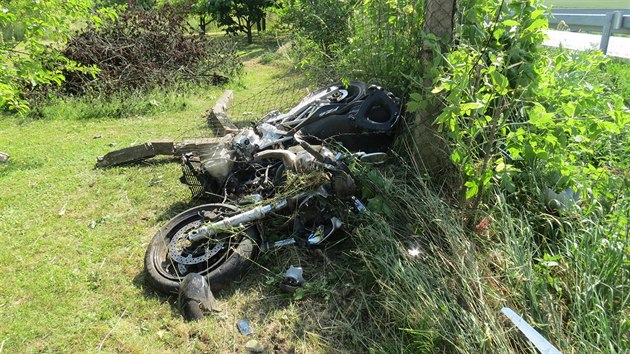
[600,11,621,54]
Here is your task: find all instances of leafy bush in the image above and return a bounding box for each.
[58,6,241,96]
[395,0,629,351]
[278,0,423,94]
[0,0,106,112]
[275,0,356,83]
[277,0,357,56]
[336,0,424,94]
[408,0,628,219]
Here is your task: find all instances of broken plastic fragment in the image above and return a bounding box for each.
[178,273,219,321]
[237,318,254,335]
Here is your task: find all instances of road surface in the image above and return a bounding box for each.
[544,30,630,59]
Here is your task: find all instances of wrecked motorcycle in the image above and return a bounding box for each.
[144,82,401,295]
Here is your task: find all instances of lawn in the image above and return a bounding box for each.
[0,34,349,353]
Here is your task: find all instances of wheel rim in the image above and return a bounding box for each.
[151,207,246,283]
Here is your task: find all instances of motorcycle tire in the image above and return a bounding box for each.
[144,203,259,295]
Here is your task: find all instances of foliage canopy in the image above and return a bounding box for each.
[205,0,273,43]
[0,0,114,112]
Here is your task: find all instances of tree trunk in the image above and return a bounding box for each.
[246,20,253,43]
[257,20,261,32]
[412,0,457,176]
[199,15,207,35]
[262,16,266,31]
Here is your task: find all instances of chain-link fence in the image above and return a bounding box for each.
[224,0,457,173]
[226,0,430,121]
[226,75,312,124]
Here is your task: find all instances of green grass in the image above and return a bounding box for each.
[544,0,630,9]
[0,33,362,353]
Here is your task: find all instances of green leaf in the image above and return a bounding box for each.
[431,85,445,94]
[409,92,422,101]
[544,135,558,146]
[598,121,620,133]
[561,102,576,117]
[490,71,509,95]
[525,18,548,33]
[460,102,484,113]
[495,160,506,172]
[502,19,519,27]
[451,148,463,164]
[465,180,479,200]
[407,100,419,113]
[531,9,546,20]
[528,103,554,128]
[493,28,505,40]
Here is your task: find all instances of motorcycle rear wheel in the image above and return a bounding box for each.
[144,204,259,295]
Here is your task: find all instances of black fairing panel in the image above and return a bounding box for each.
[298,90,400,152]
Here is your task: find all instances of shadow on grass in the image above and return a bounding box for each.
[131,232,361,352]
[132,271,183,319]
[0,159,44,178]
[98,156,181,171]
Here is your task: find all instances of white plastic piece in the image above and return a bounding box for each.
[501,307,562,354]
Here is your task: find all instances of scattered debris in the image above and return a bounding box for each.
[0,152,9,164]
[237,318,254,336]
[279,266,305,293]
[148,179,163,186]
[206,90,238,135]
[543,187,579,211]
[95,89,237,169]
[501,307,562,354]
[96,138,227,168]
[244,339,265,353]
[178,273,220,322]
[93,135,103,139]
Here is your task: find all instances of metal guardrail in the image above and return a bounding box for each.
[548,9,630,53]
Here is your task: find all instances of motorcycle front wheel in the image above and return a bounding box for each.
[144,204,260,295]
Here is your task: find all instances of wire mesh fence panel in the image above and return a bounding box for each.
[227,0,454,138]
[226,75,314,124]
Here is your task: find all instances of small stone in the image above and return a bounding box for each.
[0,152,9,163]
[245,339,264,353]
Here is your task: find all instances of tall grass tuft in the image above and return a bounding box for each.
[337,153,628,352]
[24,85,217,121]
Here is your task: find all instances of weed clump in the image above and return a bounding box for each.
[58,6,241,96]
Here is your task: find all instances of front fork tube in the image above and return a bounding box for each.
[186,196,367,250]
[186,199,289,242]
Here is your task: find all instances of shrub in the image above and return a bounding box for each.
[58,6,241,96]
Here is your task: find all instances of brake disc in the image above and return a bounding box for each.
[167,219,224,265]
